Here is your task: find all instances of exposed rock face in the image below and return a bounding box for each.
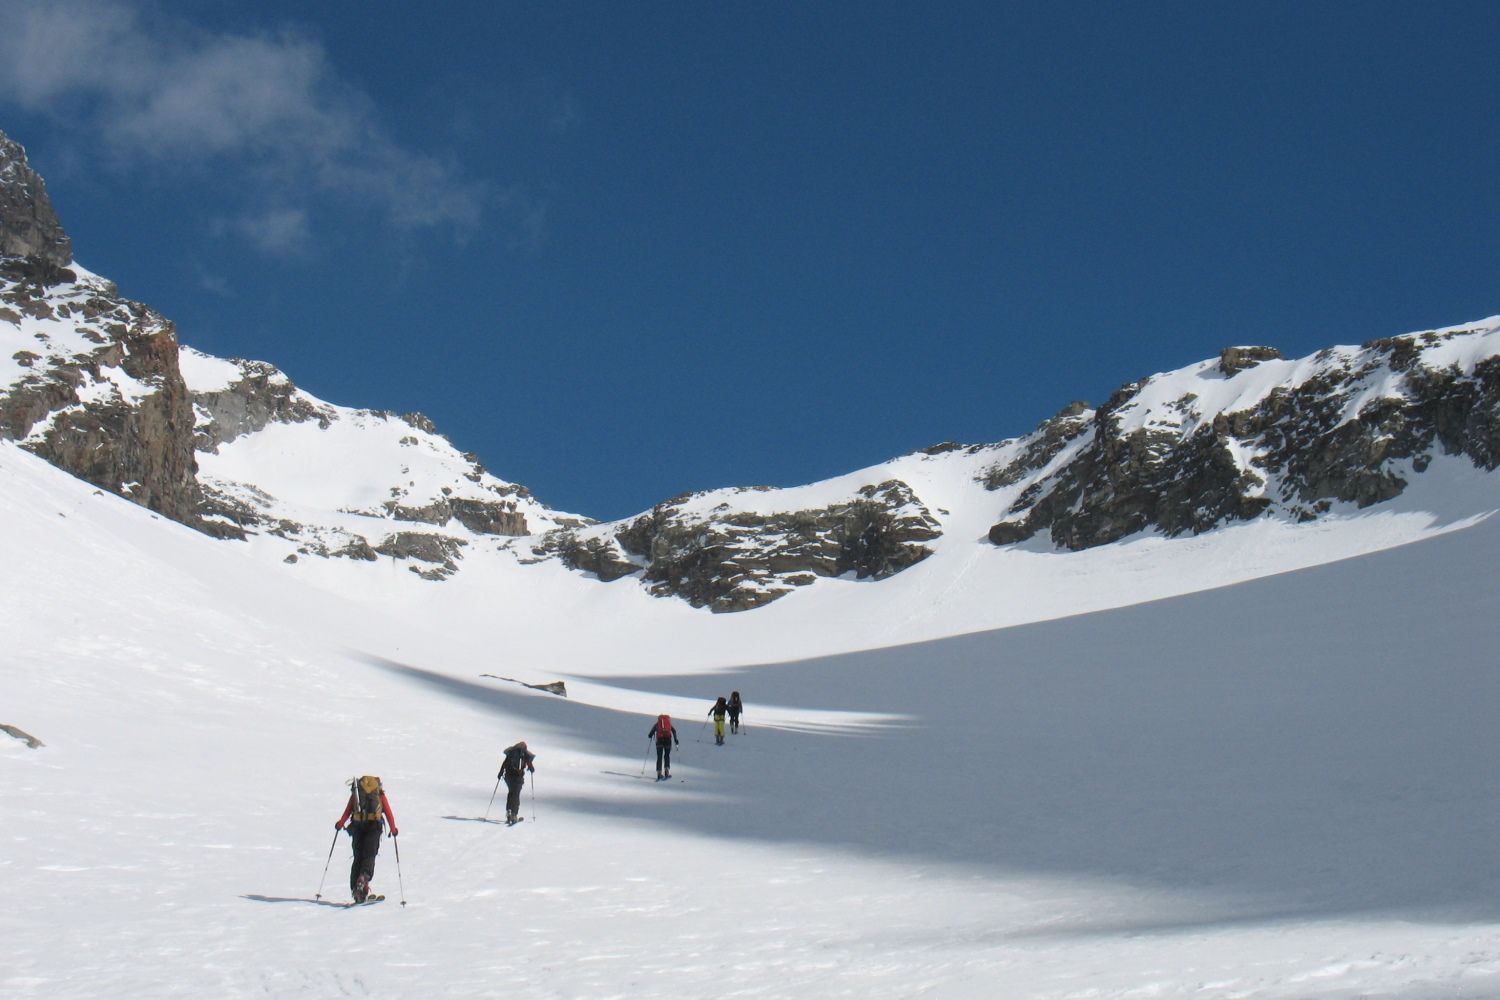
[0,129,568,579]
[531,529,641,582]
[597,479,942,612]
[374,531,469,580]
[192,360,335,451]
[980,402,1091,491]
[0,130,71,266]
[0,261,203,526]
[986,325,1500,550]
[1219,345,1282,376]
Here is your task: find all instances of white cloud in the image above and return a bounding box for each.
[0,0,486,247]
[219,208,312,255]
[195,268,234,297]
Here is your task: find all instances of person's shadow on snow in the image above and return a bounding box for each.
[441,814,504,824]
[241,894,347,908]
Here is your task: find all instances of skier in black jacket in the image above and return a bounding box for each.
[498,741,536,825]
[727,691,744,734]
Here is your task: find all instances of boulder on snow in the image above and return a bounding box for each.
[1,723,44,749]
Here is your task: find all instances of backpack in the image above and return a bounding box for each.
[502,747,527,778]
[352,775,383,822]
[656,714,672,741]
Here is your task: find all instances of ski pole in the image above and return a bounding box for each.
[314,827,340,901]
[482,774,501,822]
[640,740,652,776]
[392,833,407,908]
[530,772,537,822]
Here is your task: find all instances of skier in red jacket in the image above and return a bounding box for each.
[647,715,679,780]
[335,775,398,903]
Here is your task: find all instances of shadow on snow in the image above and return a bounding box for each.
[362,515,1500,932]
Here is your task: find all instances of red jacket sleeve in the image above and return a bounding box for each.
[380,791,397,831]
[336,793,354,827]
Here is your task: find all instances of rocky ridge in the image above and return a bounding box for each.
[984,329,1500,549]
[4,126,1500,609]
[0,127,570,577]
[529,479,944,612]
[181,347,578,578]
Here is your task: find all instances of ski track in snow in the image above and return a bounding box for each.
[4,440,1500,998]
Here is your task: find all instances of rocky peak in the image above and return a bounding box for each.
[1219,345,1283,376]
[0,130,72,267]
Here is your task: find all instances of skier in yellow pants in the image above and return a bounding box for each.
[708,696,729,746]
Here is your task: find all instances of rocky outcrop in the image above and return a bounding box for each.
[371,494,528,535]
[987,325,1500,549]
[192,360,334,451]
[1219,345,1282,376]
[1,723,44,749]
[605,480,942,612]
[0,130,71,266]
[480,674,568,697]
[374,531,469,580]
[0,128,562,579]
[530,529,641,582]
[980,401,1092,491]
[0,263,203,526]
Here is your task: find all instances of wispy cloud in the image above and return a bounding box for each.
[0,0,486,250]
[215,208,312,256]
[194,267,234,298]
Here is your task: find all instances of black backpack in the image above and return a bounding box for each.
[501,747,527,779]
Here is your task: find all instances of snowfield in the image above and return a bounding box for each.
[4,436,1500,999]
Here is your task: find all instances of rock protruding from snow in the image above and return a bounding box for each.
[531,479,943,612]
[0,262,204,527]
[986,321,1500,550]
[1219,345,1283,376]
[0,130,72,267]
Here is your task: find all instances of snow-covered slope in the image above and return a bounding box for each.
[5,438,1500,999]
[181,346,586,578]
[6,225,1499,623]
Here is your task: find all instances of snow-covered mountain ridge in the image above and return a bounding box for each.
[181,346,584,578]
[3,124,1499,616]
[986,319,1500,548]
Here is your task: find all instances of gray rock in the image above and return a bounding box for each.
[374,531,468,579]
[0,130,72,266]
[192,361,334,451]
[611,479,941,612]
[1219,345,1283,376]
[988,326,1500,550]
[0,723,44,749]
[0,275,203,527]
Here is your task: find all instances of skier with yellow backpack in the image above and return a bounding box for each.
[334,775,399,903]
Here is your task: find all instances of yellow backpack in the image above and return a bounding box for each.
[351,775,384,822]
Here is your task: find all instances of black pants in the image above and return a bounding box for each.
[505,775,524,816]
[655,741,673,774]
[348,820,382,892]
[728,710,740,733]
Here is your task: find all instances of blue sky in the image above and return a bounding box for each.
[2,1,1497,520]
